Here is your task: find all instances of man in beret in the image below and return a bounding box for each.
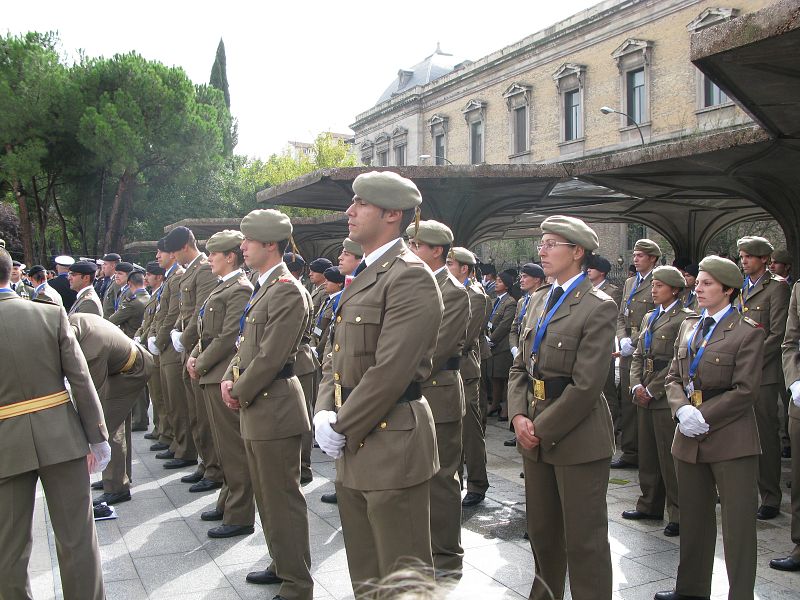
[28,265,63,306]
[615,239,661,469]
[771,249,794,456]
[97,253,121,310]
[220,209,313,597]
[508,215,616,600]
[136,262,168,444]
[314,171,443,594]
[679,263,699,312]
[51,255,77,310]
[770,248,793,285]
[737,235,790,520]
[10,261,34,299]
[447,247,491,507]
[68,261,103,315]
[164,226,222,491]
[338,237,363,279]
[110,262,135,314]
[408,219,470,576]
[312,266,345,360]
[308,257,333,317]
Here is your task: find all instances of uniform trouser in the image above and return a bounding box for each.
[162,353,196,461]
[298,371,315,482]
[182,364,221,480]
[523,457,612,600]
[244,435,313,600]
[789,414,800,561]
[780,385,791,449]
[755,382,782,508]
[479,359,491,426]
[603,359,620,430]
[431,419,464,575]
[635,406,679,523]
[675,455,757,600]
[101,371,147,494]
[461,377,489,495]
[202,383,255,526]
[618,355,638,464]
[336,479,433,599]
[490,377,508,414]
[131,388,150,429]
[0,458,104,600]
[150,358,173,445]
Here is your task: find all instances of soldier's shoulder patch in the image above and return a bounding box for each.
[278,277,293,283]
[533,283,553,296]
[680,308,696,314]
[743,316,761,328]
[589,287,612,302]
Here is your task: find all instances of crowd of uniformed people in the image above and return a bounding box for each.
[0,171,799,600]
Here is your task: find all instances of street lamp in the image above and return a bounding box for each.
[600,106,645,148]
[419,154,454,165]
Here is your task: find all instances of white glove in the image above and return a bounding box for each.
[790,380,800,408]
[485,335,495,348]
[313,410,346,458]
[511,346,519,359]
[133,335,141,344]
[676,405,710,437]
[170,329,185,353]
[619,337,635,357]
[87,441,112,474]
[147,336,160,356]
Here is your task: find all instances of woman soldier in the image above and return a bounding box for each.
[508,215,617,600]
[624,266,695,538]
[655,256,764,600]
[186,230,256,539]
[485,270,517,420]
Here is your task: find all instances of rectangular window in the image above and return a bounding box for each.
[626,68,645,125]
[377,150,388,166]
[513,106,527,154]
[564,90,581,141]
[394,145,405,166]
[703,77,729,107]
[470,121,483,164]
[434,134,445,165]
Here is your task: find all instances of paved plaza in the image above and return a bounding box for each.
[28,419,799,599]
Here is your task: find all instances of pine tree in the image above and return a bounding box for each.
[210,38,230,109]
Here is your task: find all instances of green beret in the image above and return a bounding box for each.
[653,265,686,288]
[634,239,662,257]
[352,171,422,210]
[206,229,244,253]
[240,209,292,243]
[406,219,453,246]
[737,236,773,257]
[699,255,743,289]
[772,249,792,265]
[540,215,599,252]
[448,246,476,265]
[342,238,363,257]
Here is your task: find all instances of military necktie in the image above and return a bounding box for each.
[701,316,714,338]
[545,286,565,313]
[353,260,367,277]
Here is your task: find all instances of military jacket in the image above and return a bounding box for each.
[740,272,789,384]
[679,287,698,312]
[177,253,218,352]
[312,292,339,359]
[154,264,186,366]
[781,281,800,421]
[461,280,489,381]
[69,285,103,316]
[108,288,150,338]
[33,282,63,306]
[102,280,121,318]
[594,279,622,308]
[487,293,517,355]
[135,286,160,340]
[617,271,655,347]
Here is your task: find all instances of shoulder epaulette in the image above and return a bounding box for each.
[680,307,696,314]
[743,316,761,328]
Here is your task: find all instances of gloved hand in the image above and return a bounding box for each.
[790,380,800,408]
[87,441,112,474]
[619,337,635,357]
[313,410,346,458]
[676,404,709,437]
[510,346,519,359]
[485,335,495,349]
[170,329,185,353]
[147,336,160,356]
[133,335,141,344]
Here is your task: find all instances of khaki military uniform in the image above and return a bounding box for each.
[630,303,695,523]
[102,280,121,318]
[487,293,517,378]
[136,288,170,444]
[69,285,103,316]
[316,239,442,595]
[191,271,255,526]
[312,293,339,358]
[422,267,469,574]
[594,280,622,426]
[224,261,313,600]
[294,284,319,483]
[665,310,764,599]
[508,277,616,600]
[740,272,790,510]
[11,280,34,299]
[34,281,63,306]
[780,281,800,563]
[177,254,220,479]
[461,280,490,495]
[0,292,107,600]
[310,283,326,320]
[508,293,531,352]
[616,271,655,464]
[679,287,698,312]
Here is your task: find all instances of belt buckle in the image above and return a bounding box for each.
[532,378,545,402]
[334,383,343,409]
[644,358,654,374]
[690,390,703,407]
[232,365,240,383]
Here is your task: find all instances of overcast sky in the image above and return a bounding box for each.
[5,0,599,159]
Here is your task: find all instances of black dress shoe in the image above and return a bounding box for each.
[155,449,175,459]
[486,406,501,417]
[150,442,170,452]
[181,470,204,483]
[208,524,255,538]
[622,509,663,520]
[782,446,791,458]
[189,478,223,493]
[163,458,198,469]
[91,480,104,490]
[769,556,800,571]
[504,436,517,447]
[611,458,636,469]
[321,492,338,504]
[131,424,148,432]
[143,431,158,440]
[757,505,780,520]
[300,474,313,485]
[497,415,509,422]
[201,508,224,521]
[664,522,680,537]
[246,569,283,585]
[654,591,709,600]
[462,492,485,507]
[92,491,131,506]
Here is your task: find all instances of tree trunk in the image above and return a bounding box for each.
[4,144,34,265]
[51,188,71,255]
[93,168,105,256]
[30,176,49,263]
[104,169,134,253]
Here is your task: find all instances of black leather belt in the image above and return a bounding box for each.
[443,356,460,370]
[700,388,728,401]
[531,375,573,399]
[340,381,421,405]
[653,359,669,371]
[240,363,294,379]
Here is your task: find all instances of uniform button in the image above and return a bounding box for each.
[715,357,719,363]
[263,392,269,397]
[209,307,213,311]
[557,341,562,348]
[379,421,387,429]
[336,316,342,323]
[334,373,340,381]
[432,380,437,385]
[334,344,340,352]
[359,442,364,448]
[355,316,362,323]
[743,307,749,312]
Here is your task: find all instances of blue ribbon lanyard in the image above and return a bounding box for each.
[626,273,642,310]
[239,288,260,335]
[489,296,502,321]
[517,294,530,325]
[331,293,342,315]
[463,277,471,287]
[643,308,662,353]
[35,283,46,294]
[316,297,331,327]
[0,287,13,293]
[688,306,734,380]
[531,273,586,357]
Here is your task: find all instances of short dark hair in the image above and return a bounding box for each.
[277,239,290,254]
[128,271,145,286]
[399,208,416,233]
[226,247,245,267]
[0,249,11,283]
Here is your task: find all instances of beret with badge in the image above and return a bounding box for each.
[540,215,599,252]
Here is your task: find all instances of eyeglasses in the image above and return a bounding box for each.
[536,241,576,252]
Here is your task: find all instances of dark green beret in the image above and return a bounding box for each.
[772,249,792,265]
[342,238,363,257]
[540,215,599,252]
[653,265,686,288]
[324,266,345,284]
[206,230,244,253]
[699,255,743,289]
[634,239,662,257]
[240,209,292,243]
[352,171,422,210]
[115,262,134,273]
[448,247,476,265]
[405,219,453,246]
[737,236,773,257]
